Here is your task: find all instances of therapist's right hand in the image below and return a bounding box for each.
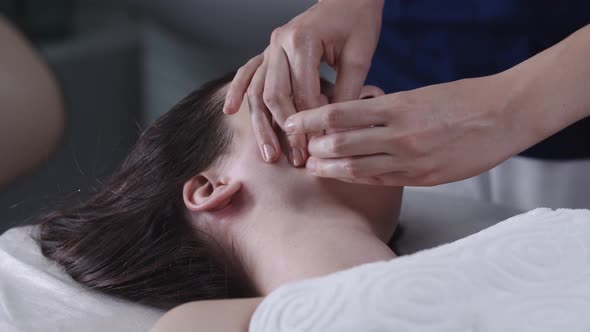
[223,0,384,166]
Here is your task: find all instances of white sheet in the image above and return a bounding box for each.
[425,156,590,210]
[250,208,590,332]
[0,226,164,332]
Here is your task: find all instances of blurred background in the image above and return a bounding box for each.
[0,0,316,233]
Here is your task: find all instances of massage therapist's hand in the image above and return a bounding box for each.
[223,0,384,166]
[284,72,577,187]
[283,23,590,187]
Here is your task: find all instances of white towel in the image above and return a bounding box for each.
[250,208,590,332]
[0,227,164,332]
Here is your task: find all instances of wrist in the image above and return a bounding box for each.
[499,25,590,151]
[486,70,550,156]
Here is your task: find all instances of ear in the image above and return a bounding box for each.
[359,85,385,99]
[183,175,242,212]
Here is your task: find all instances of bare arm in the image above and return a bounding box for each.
[502,24,590,143]
[150,298,263,332]
[0,16,64,187]
[283,24,590,186]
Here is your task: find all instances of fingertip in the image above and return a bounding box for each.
[289,146,308,167]
[306,156,318,171]
[223,97,234,114]
[261,144,278,163]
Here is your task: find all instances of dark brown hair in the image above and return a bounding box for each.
[37,73,238,309]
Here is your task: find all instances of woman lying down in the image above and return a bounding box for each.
[37,73,403,331]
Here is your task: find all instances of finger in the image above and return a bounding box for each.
[335,172,409,187]
[224,54,264,115]
[282,31,324,146]
[246,61,281,163]
[283,35,323,112]
[263,45,297,127]
[285,99,387,134]
[333,42,372,103]
[306,92,329,145]
[308,127,390,158]
[319,78,335,101]
[263,45,308,166]
[306,154,400,179]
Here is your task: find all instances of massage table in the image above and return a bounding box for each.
[8,188,590,332]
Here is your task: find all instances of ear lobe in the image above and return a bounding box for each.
[359,85,385,99]
[183,176,242,212]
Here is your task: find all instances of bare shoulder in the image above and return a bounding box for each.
[150,297,264,332]
[0,15,65,187]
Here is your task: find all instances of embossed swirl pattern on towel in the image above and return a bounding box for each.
[249,278,347,332]
[249,209,590,332]
[483,297,590,332]
[358,265,472,329]
[478,230,588,291]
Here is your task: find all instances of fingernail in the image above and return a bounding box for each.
[262,144,275,162]
[290,148,304,166]
[284,119,295,132]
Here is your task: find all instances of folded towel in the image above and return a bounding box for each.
[250,208,590,332]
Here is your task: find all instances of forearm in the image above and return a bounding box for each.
[501,24,590,149]
[0,17,64,187]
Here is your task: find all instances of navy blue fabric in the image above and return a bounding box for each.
[366,0,590,159]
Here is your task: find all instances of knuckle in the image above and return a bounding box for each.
[327,134,347,154]
[342,159,361,178]
[287,26,313,48]
[246,86,261,100]
[262,90,280,107]
[399,135,425,156]
[322,108,341,128]
[270,27,283,43]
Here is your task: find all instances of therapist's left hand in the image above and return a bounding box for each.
[284,74,533,186]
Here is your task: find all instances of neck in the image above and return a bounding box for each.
[239,203,396,295]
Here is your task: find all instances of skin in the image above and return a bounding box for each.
[0,16,64,187]
[151,85,402,331]
[223,0,384,166]
[225,0,590,187]
[283,24,590,186]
